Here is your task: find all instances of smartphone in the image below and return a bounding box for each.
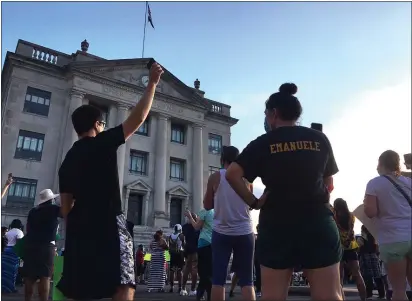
[404,153,411,165]
[146,58,156,70]
[311,123,323,132]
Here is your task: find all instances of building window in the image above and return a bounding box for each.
[208,134,222,154]
[171,124,185,144]
[209,166,220,176]
[15,130,45,161]
[23,87,52,117]
[135,119,149,136]
[170,159,185,181]
[6,177,37,207]
[129,150,148,175]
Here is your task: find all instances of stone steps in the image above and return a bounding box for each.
[133,226,174,248]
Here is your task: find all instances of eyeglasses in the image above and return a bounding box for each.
[98,121,106,128]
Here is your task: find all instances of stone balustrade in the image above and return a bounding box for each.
[15,39,73,67]
[208,99,232,117]
[32,47,59,64]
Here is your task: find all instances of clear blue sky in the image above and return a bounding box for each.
[2,2,411,227]
[2,2,410,150]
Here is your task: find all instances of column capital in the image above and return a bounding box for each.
[157,113,170,121]
[192,123,204,129]
[145,191,151,200]
[117,103,131,111]
[70,88,85,99]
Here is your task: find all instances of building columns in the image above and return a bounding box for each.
[62,89,85,158]
[153,114,169,224]
[143,192,150,226]
[192,124,204,214]
[116,105,129,214]
[124,189,131,220]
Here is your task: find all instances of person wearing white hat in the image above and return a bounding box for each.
[23,189,61,301]
[168,224,185,293]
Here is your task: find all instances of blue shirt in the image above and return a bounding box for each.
[197,209,214,247]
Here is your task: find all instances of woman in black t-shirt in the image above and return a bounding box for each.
[226,83,343,300]
[23,189,61,301]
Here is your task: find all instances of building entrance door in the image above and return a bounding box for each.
[170,198,182,227]
[128,193,143,226]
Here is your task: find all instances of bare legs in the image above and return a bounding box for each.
[24,277,51,301]
[112,284,135,301]
[340,260,367,300]
[260,263,343,301]
[387,258,409,301]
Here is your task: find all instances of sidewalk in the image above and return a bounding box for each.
[289,285,359,296]
[1,284,360,300]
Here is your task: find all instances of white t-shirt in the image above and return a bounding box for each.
[5,228,24,246]
[213,169,253,236]
[365,175,412,244]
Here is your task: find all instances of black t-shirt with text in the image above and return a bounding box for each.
[26,203,61,244]
[59,125,125,233]
[235,126,339,226]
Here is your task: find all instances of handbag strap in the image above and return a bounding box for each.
[382,175,412,206]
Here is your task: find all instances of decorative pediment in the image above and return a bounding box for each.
[167,185,190,197]
[125,179,152,192]
[69,58,209,109]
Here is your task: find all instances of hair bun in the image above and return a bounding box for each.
[279,83,298,95]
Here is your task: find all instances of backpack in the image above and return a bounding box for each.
[169,234,183,254]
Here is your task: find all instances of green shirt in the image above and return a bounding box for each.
[197,209,214,246]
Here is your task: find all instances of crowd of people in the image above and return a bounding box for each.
[1,62,411,301]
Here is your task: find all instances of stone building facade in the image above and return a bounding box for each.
[1,39,238,233]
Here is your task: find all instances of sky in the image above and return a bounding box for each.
[1,1,411,233]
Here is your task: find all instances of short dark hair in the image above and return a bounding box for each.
[265,83,302,121]
[72,105,104,135]
[9,219,23,231]
[221,146,239,165]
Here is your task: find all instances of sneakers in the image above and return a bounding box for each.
[180,289,188,296]
[189,290,197,296]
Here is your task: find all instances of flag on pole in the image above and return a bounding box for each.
[147,3,155,29]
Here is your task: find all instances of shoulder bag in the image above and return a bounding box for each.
[382,175,412,207]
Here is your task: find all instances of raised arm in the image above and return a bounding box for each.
[1,174,13,199]
[122,63,164,140]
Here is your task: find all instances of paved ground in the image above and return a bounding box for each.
[2,284,364,300]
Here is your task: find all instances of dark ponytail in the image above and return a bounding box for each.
[333,198,352,231]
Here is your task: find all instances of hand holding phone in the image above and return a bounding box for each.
[311,123,323,132]
[5,173,13,186]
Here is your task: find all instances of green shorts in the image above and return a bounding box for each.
[380,241,412,263]
[257,215,343,270]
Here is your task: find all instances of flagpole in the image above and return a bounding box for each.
[142,1,148,58]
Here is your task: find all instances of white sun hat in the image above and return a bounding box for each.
[36,189,59,206]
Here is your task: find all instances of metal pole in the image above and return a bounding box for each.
[142,2,148,58]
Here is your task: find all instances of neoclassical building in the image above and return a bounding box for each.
[1,39,238,232]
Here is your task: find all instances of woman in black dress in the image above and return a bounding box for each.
[226,83,343,300]
[23,189,61,301]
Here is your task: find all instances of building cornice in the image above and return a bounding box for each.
[70,68,210,114]
[205,111,239,127]
[3,51,239,126]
